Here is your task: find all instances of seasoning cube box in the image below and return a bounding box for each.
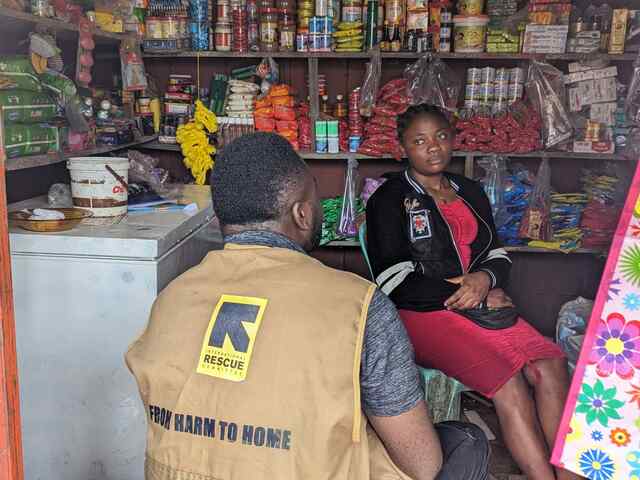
[522,25,568,53]
[609,9,629,54]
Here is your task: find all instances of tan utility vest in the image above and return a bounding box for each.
[126,243,413,480]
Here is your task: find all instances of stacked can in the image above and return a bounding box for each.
[215,0,232,51]
[247,0,260,50]
[493,68,509,114]
[464,67,481,110]
[348,88,363,152]
[298,0,314,49]
[189,0,210,50]
[260,7,279,51]
[327,120,339,153]
[309,16,333,51]
[278,0,297,51]
[232,7,249,52]
[508,67,525,104]
[439,5,453,52]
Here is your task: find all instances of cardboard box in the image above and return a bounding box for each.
[609,9,629,54]
[593,77,617,103]
[522,25,568,53]
[573,140,615,154]
[564,66,617,84]
[590,102,617,126]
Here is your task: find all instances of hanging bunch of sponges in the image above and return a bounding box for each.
[177,100,218,185]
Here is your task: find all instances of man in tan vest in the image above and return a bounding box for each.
[126,132,489,480]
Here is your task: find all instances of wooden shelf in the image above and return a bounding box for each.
[0,6,128,44]
[322,240,604,254]
[6,135,159,172]
[140,143,632,162]
[143,50,637,62]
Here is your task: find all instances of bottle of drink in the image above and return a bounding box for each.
[391,23,401,52]
[380,21,390,51]
[320,95,331,115]
[333,94,347,118]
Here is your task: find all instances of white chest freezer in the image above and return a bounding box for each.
[8,185,223,480]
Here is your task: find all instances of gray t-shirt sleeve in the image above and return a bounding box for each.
[360,288,424,417]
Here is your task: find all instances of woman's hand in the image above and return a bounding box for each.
[486,288,514,309]
[444,272,492,311]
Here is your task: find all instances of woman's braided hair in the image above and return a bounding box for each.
[397,104,452,142]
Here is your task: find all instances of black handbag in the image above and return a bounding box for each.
[455,302,519,330]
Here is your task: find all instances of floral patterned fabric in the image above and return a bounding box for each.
[552,164,640,479]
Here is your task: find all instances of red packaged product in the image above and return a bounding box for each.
[274,105,296,121]
[255,116,276,131]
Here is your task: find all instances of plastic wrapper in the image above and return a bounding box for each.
[518,158,552,241]
[625,53,640,126]
[120,38,147,91]
[47,183,73,208]
[127,150,175,197]
[0,56,42,92]
[257,57,279,95]
[526,60,573,149]
[477,155,509,231]
[361,177,386,204]
[556,297,593,374]
[337,158,359,237]
[358,48,381,117]
[404,54,462,113]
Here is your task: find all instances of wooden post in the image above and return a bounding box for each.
[0,115,23,480]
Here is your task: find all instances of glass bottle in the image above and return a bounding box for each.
[333,94,347,118]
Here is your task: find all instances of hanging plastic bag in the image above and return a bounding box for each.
[358,48,381,117]
[120,37,147,91]
[404,53,462,112]
[477,155,509,230]
[518,158,552,241]
[337,158,359,237]
[526,60,573,149]
[256,57,280,96]
[625,52,640,126]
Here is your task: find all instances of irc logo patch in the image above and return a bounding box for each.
[197,295,268,382]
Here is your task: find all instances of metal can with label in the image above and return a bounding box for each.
[480,67,495,83]
[296,31,309,50]
[467,67,482,84]
[349,136,361,152]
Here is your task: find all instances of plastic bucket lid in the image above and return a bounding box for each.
[67,157,130,171]
[453,15,489,25]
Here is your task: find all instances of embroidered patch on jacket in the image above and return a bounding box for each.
[409,209,432,241]
[196,295,268,382]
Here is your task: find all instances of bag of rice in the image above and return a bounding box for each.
[0,56,43,92]
[39,71,77,103]
[4,123,59,158]
[0,90,57,123]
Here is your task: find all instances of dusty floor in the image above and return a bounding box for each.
[460,394,525,480]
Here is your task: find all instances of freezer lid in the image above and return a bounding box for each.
[8,185,219,260]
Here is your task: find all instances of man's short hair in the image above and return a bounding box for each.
[211,132,308,226]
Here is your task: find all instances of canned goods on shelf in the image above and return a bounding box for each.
[342,5,363,22]
[464,99,480,110]
[479,83,493,102]
[310,16,332,33]
[297,31,309,50]
[146,17,164,39]
[316,0,329,17]
[465,84,481,100]
[510,67,525,84]
[308,33,332,51]
[480,67,495,83]
[495,68,509,82]
[467,68,482,83]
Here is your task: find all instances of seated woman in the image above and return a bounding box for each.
[366,104,578,480]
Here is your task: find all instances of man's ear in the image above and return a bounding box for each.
[291,200,313,232]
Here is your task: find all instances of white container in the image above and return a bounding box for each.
[453,15,489,53]
[67,157,129,217]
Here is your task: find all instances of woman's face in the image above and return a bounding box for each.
[401,114,453,176]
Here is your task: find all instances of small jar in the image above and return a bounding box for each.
[215,22,233,51]
[217,0,231,22]
[260,8,279,51]
[279,22,296,51]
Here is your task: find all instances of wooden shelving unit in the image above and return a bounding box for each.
[0,6,128,44]
[6,135,158,172]
[324,238,604,255]
[143,50,638,62]
[141,140,633,162]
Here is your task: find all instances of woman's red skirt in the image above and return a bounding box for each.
[399,309,565,398]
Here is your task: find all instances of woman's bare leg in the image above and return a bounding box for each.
[524,358,582,480]
[492,372,555,480]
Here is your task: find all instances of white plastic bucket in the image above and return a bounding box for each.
[67,157,130,218]
[453,15,489,53]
